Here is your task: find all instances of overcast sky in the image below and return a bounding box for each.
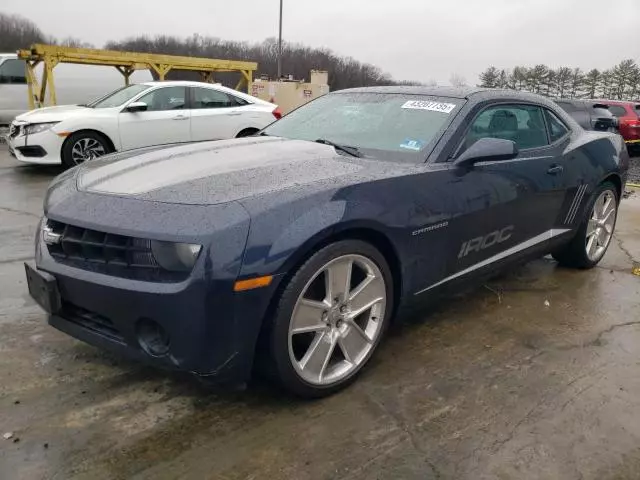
[3,0,639,84]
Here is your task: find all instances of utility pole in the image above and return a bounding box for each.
[277,0,283,79]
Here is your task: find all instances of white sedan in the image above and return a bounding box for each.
[6,81,281,168]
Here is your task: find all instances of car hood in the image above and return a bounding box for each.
[15,104,99,123]
[75,137,397,205]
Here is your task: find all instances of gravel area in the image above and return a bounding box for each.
[628,154,640,184]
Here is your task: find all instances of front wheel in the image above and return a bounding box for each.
[61,131,112,169]
[553,182,618,268]
[268,240,393,398]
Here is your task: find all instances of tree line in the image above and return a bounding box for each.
[0,11,419,90]
[104,34,424,90]
[0,12,93,51]
[477,61,640,100]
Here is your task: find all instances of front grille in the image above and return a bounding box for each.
[60,302,124,343]
[45,220,185,282]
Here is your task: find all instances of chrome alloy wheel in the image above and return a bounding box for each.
[585,189,617,262]
[71,137,106,164]
[288,254,387,386]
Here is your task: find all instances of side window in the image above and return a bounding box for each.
[464,104,549,151]
[544,109,569,142]
[0,59,26,84]
[608,105,627,117]
[137,87,186,111]
[191,87,248,109]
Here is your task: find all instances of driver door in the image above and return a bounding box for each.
[118,86,190,151]
[414,103,569,293]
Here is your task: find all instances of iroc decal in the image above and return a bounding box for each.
[458,226,514,258]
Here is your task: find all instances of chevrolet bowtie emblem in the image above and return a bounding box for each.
[42,224,62,245]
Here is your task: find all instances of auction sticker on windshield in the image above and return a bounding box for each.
[402,100,456,113]
[400,138,426,151]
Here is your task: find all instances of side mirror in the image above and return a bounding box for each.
[455,137,518,167]
[124,101,148,113]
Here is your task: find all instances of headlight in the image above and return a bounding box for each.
[24,122,59,135]
[150,241,202,272]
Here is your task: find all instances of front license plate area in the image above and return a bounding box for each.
[24,263,61,314]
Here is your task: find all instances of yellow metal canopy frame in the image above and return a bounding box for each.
[17,44,257,109]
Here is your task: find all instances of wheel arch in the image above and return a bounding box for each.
[283,222,403,307]
[252,222,405,376]
[62,129,117,153]
[573,174,622,235]
[600,173,622,200]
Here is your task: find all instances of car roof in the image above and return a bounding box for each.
[335,85,550,102]
[556,98,608,107]
[140,80,225,87]
[593,98,640,106]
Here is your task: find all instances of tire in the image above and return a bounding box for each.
[267,240,394,398]
[552,182,619,269]
[61,131,112,169]
[236,128,259,138]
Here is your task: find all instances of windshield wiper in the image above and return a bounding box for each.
[315,139,362,158]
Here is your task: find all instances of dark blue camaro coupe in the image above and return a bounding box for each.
[26,87,629,397]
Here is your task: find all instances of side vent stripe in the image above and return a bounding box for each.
[567,184,587,225]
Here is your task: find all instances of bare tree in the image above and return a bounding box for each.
[56,37,95,49]
[105,34,409,90]
[0,12,46,51]
[449,73,467,88]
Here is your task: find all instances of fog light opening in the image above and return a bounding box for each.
[136,318,171,357]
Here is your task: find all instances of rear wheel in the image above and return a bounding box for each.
[267,240,393,398]
[61,131,112,169]
[553,182,618,268]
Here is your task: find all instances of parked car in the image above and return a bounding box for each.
[593,99,640,154]
[6,81,281,168]
[0,53,152,128]
[554,99,618,132]
[25,87,629,397]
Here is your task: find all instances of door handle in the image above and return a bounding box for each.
[547,164,564,175]
[227,112,242,116]
[172,115,188,121]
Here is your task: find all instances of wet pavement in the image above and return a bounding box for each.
[1,148,640,480]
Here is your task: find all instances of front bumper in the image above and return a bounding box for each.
[35,245,277,384]
[7,127,64,165]
[32,190,275,384]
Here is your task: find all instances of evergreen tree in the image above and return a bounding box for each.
[569,68,585,98]
[554,67,572,98]
[478,66,500,88]
[583,69,601,99]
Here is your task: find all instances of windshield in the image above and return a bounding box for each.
[88,84,151,108]
[262,92,462,161]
